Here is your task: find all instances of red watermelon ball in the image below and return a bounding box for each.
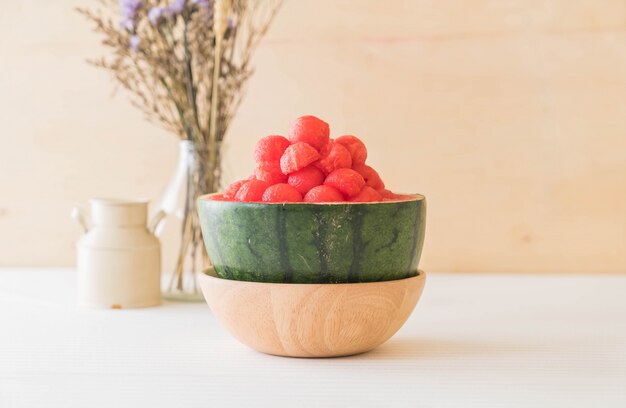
[353,164,385,190]
[378,188,396,199]
[380,190,407,201]
[262,183,303,203]
[280,142,321,174]
[287,165,325,195]
[335,135,367,166]
[324,168,365,198]
[223,179,247,199]
[235,179,270,202]
[350,186,383,202]
[288,115,330,151]
[304,185,345,203]
[255,161,288,184]
[254,135,290,163]
[210,194,229,201]
[315,140,352,175]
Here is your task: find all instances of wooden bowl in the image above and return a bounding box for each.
[199,268,426,358]
[197,193,426,283]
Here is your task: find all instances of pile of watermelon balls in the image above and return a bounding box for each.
[220,115,402,203]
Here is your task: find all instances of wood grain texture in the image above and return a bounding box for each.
[199,269,426,357]
[1,1,625,272]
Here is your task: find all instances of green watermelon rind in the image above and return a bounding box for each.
[197,194,426,283]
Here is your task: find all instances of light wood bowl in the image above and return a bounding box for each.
[199,268,426,358]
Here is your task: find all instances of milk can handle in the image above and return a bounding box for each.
[71,207,89,233]
[149,210,167,234]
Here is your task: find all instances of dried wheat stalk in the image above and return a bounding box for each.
[77,0,282,190]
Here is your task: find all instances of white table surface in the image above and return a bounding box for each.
[1,269,625,408]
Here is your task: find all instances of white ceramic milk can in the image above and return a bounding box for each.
[72,199,165,309]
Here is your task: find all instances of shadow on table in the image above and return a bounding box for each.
[351,337,537,361]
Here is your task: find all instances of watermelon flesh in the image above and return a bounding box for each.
[223,115,408,203]
[199,115,426,283]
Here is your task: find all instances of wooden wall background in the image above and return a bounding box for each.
[1,0,625,272]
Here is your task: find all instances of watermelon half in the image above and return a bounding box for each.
[197,194,426,283]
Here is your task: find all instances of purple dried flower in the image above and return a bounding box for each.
[191,0,210,8]
[148,6,166,26]
[118,0,142,32]
[130,35,140,52]
[119,18,135,31]
[192,0,212,20]
[166,0,186,16]
[119,0,143,20]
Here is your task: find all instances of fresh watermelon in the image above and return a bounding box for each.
[197,194,426,283]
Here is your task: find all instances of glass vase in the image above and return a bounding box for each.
[155,140,216,301]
